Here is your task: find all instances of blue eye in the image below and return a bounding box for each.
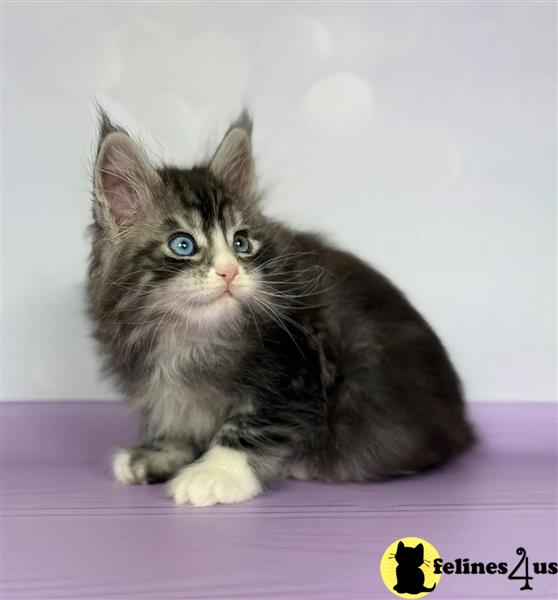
[169,233,197,257]
[233,232,251,254]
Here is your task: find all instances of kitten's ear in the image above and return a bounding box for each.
[415,544,424,559]
[94,112,159,227]
[397,541,404,552]
[210,111,255,197]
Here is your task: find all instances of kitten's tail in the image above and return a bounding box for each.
[421,583,436,592]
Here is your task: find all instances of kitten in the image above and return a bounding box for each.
[88,109,474,506]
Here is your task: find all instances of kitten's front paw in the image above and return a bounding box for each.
[112,448,149,485]
[112,442,196,485]
[168,446,262,507]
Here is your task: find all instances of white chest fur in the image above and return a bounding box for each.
[135,345,228,445]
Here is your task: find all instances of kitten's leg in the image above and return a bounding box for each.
[168,415,296,506]
[112,440,197,485]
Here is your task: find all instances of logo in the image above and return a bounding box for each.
[380,539,557,596]
[380,537,442,598]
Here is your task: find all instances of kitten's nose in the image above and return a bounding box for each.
[215,263,239,286]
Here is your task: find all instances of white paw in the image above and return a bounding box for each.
[167,446,262,507]
[112,448,147,485]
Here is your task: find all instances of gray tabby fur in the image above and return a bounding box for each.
[88,108,474,502]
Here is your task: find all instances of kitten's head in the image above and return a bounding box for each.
[90,110,279,341]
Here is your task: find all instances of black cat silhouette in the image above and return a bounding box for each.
[393,541,436,594]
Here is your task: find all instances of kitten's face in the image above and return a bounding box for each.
[120,170,266,334]
[91,112,275,339]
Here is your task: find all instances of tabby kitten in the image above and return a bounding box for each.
[88,109,474,506]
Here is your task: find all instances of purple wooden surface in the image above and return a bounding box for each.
[1,402,556,600]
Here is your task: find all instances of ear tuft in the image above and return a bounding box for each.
[231,109,253,137]
[95,104,125,152]
[210,110,254,197]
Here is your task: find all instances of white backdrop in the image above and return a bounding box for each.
[2,2,556,402]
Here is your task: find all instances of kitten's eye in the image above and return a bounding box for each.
[168,233,197,257]
[233,232,251,254]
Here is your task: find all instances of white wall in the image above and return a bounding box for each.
[2,2,556,402]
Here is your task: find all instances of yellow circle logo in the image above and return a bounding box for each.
[380,537,442,598]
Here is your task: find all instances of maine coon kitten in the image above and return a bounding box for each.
[88,109,474,506]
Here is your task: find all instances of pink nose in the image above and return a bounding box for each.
[215,263,239,286]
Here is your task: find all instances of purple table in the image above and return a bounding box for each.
[1,402,557,599]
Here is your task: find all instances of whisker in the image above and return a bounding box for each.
[252,297,305,357]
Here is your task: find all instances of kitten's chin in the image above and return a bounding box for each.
[207,290,238,304]
[153,281,255,340]
[184,292,246,337]
[207,292,241,313]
